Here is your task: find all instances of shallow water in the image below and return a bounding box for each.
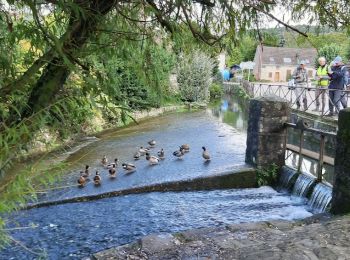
[1,95,321,259]
[37,101,248,202]
[2,187,312,259]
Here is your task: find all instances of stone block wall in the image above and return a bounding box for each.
[245,95,290,168]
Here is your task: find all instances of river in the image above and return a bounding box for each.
[1,95,314,259]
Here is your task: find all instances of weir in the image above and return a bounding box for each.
[276,166,298,191]
[309,183,332,213]
[292,174,316,197]
[2,91,344,259]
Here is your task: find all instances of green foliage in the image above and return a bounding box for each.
[227,48,242,66]
[239,35,258,61]
[177,50,215,102]
[243,71,256,82]
[225,31,280,65]
[0,0,349,251]
[346,42,350,62]
[0,161,67,249]
[256,164,279,186]
[317,44,342,66]
[209,83,224,100]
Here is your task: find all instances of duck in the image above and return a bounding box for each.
[139,146,148,155]
[101,155,108,166]
[173,147,185,159]
[109,165,117,179]
[145,152,160,165]
[122,163,137,173]
[77,172,86,187]
[93,170,102,185]
[83,165,90,178]
[202,146,210,161]
[181,144,190,152]
[133,151,141,160]
[157,148,165,159]
[107,158,119,169]
[148,140,156,147]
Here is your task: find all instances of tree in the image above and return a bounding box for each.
[177,50,214,102]
[227,47,243,65]
[317,44,342,66]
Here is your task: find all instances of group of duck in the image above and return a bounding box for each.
[77,140,211,188]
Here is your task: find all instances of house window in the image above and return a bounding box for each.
[269,57,275,62]
[283,57,291,63]
[269,72,272,78]
[286,70,292,80]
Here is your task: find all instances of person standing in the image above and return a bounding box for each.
[314,57,329,113]
[327,56,346,116]
[222,64,230,81]
[292,60,309,110]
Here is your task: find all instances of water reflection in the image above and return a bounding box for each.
[209,95,248,131]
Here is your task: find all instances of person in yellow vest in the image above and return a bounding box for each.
[314,57,329,112]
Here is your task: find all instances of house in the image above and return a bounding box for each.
[253,45,317,82]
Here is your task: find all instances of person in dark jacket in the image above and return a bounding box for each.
[292,60,309,110]
[327,56,346,116]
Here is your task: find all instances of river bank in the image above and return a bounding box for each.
[0,104,189,190]
[92,213,350,260]
[22,104,189,163]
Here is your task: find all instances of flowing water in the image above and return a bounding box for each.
[0,95,332,259]
[276,166,298,191]
[309,183,332,213]
[292,173,316,197]
[1,187,312,259]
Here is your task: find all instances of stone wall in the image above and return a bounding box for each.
[331,108,350,214]
[245,95,290,169]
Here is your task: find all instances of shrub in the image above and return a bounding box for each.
[256,164,279,186]
[176,50,215,102]
[209,83,224,100]
[315,44,341,67]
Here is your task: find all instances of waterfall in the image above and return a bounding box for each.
[292,174,316,197]
[276,166,298,191]
[309,183,332,213]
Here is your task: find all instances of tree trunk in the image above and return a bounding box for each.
[22,0,117,117]
[24,57,70,117]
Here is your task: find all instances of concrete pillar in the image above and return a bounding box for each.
[245,95,290,168]
[331,108,350,214]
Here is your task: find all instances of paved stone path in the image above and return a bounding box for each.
[92,214,350,260]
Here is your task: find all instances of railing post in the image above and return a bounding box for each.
[297,129,304,172]
[316,134,325,182]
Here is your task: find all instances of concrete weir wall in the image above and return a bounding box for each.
[23,167,256,210]
[245,95,290,168]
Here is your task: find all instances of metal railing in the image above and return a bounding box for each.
[284,119,336,184]
[246,83,350,118]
